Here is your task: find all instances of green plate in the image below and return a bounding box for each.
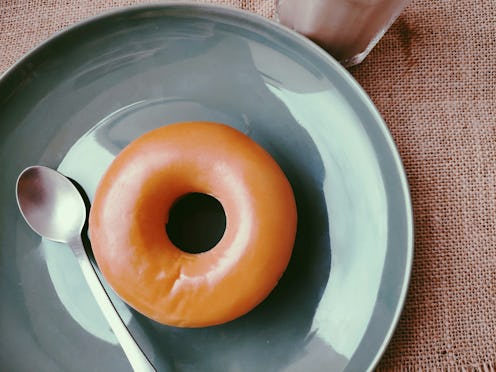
[0,4,413,371]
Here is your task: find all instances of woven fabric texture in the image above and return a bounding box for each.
[1,0,495,370]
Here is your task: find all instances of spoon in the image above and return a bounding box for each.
[16,165,156,372]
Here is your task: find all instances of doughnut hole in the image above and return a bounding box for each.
[166,193,226,254]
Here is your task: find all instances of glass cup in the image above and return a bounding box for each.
[276,0,411,67]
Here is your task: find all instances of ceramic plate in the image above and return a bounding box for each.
[0,4,413,371]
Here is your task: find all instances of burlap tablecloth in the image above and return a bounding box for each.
[1,0,495,370]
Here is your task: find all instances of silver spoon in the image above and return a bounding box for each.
[16,165,156,372]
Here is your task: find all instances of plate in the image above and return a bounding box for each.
[0,4,413,371]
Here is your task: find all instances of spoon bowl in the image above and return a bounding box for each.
[16,166,86,243]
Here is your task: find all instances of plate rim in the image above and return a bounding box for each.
[0,3,414,371]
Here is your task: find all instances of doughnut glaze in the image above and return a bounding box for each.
[89,122,297,327]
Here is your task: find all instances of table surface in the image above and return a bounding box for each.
[1,0,495,370]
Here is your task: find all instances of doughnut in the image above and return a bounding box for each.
[89,121,297,327]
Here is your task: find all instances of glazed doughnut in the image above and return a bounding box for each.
[89,121,297,327]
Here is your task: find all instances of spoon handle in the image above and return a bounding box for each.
[69,236,156,372]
